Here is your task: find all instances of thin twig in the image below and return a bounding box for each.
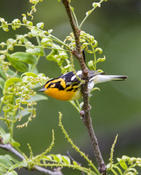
[0,143,63,175]
[67,151,85,175]
[61,0,106,174]
[62,0,81,53]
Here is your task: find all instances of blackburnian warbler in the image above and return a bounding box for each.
[39,70,127,101]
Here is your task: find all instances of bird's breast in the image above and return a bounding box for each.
[44,88,81,101]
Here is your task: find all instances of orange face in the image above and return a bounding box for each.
[42,77,81,101]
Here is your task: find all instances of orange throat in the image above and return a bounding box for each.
[44,88,80,101]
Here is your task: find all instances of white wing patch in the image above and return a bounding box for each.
[76,70,82,76]
[88,81,94,91]
[71,75,76,81]
[71,71,82,81]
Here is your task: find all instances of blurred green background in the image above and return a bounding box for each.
[1,0,141,174]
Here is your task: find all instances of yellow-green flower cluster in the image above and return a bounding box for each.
[0,73,48,127]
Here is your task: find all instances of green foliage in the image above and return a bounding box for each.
[0,0,139,175]
[64,31,105,71]
[79,0,108,28]
[0,127,20,147]
[7,52,36,72]
[58,112,100,175]
[0,155,19,175]
[107,136,141,175]
[1,72,47,131]
[107,155,141,175]
[109,134,119,169]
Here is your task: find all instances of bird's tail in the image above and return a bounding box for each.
[92,74,127,84]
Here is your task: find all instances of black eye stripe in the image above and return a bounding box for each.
[54,81,64,90]
[46,81,65,90]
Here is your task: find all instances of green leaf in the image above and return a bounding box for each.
[0,155,19,174]
[46,155,53,161]
[0,155,15,167]
[0,127,6,136]
[17,160,28,167]
[0,128,10,144]
[46,49,58,61]
[0,77,5,89]
[8,52,36,64]
[62,155,71,165]
[7,52,37,72]
[11,139,20,148]
[127,167,137,174]
[0,67,18,79]
[51,154,61,163]
[0,127,20,146]
[7,69,17,77]
[0,68,6,79]
[118,159,128,170]
[2,133,10,144]
[8,58,28,72]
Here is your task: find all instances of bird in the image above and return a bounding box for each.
[39,70,127,101]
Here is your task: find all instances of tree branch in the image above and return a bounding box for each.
[0,143,63,175]
[62,0,81,53]
[61,0,106,174]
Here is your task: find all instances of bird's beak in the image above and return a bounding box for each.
[38,88,46,92]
